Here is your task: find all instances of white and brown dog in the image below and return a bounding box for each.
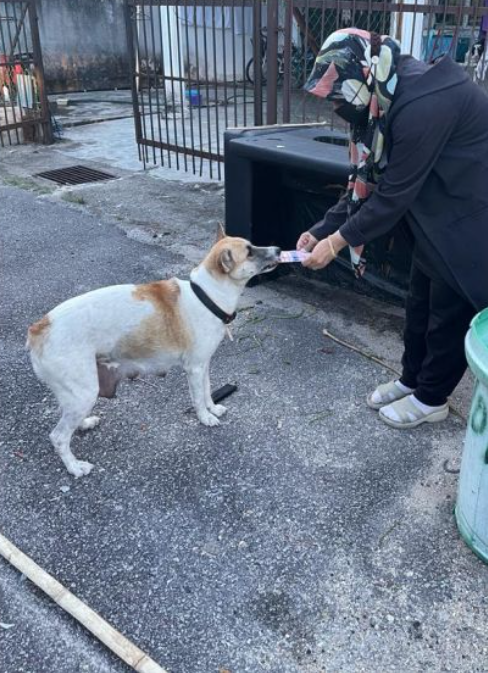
[27,235,280,477]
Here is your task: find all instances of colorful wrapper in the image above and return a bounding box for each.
[279,250,311,263]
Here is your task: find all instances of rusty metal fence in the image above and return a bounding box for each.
[278,0,488,126]
[125,0,265,179]
[0,0,52,146]
[126,0,488,177]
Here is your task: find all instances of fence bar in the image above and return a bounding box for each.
[140,0,157,164]
[211,2,221,179]
[220,0,230,129]
[139,136,222,162]
[266,0,279,124]
[8,2,28,56]
[29,0,54,145]
[0,3,14,145]
[166,3,181,169]
[182,0,196,173]
[12,0,32,136]
[124,0,143,160]
[191,2,205,175]
[200,0,213,178]
[282,0,293,124]
[230,0,238,126]
[174,2,189,171]
[3,0,22,143]
[148,0,165,167]
[252,0,263,125]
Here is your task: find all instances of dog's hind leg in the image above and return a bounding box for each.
[51,412,95,477]
[48,376,99,477]
[79,415,100,431]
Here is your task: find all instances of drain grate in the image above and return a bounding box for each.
[36,165,116,186]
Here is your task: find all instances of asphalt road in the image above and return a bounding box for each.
[1,184,488,673]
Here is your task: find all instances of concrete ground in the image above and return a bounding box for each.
[1,136,487,673]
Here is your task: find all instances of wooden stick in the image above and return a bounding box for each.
[0,532,168,673]
[322,329,467,421]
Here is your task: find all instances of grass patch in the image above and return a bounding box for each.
[61,192,86,205]
[1,175,54,195]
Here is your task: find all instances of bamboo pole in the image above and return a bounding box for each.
[0,532,169,673]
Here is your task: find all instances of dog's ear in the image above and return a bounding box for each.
[216,222,226,242]
[218,247,235,273]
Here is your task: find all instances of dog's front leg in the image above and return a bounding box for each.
[186,364,220,426]
[203,362,227,418]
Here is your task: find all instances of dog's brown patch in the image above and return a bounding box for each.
[117,279,190,358]
[27,315,51,352]
[203,237,249,278]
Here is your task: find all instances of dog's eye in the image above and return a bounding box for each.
[247,245,253,258]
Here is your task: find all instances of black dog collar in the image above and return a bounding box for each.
[190,281,237,325]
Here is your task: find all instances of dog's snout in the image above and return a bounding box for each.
[268,246,281,259]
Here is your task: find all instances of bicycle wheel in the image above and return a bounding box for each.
[246,57,267,85]
[246,58,255,84]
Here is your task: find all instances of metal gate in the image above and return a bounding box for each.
[125,0,268,179]
[127,0,488,177]
[0,0,52,146]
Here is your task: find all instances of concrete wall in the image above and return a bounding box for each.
[37,0,130,93]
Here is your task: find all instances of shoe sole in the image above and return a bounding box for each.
[378,406,449,429]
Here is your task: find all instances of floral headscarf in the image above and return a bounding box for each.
[305,28,401,276]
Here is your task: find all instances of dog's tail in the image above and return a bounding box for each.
[26,315,51,352]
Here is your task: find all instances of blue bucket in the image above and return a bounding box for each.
[185,88,202,107]
[455,308,488,563]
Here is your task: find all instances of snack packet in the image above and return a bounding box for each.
[279,250,311,263]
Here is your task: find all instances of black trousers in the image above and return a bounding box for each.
[400,264,476,407]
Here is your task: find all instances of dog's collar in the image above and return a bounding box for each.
[190,280,237,325]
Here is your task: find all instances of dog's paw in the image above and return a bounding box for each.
[67,460,94,478]
[198,411,221,427]
[209,404,227,418]
[79,416,100,431]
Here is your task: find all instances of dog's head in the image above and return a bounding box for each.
[203,235,281,284]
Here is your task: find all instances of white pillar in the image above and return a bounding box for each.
[160,6,184,106]
[391,0,425,60]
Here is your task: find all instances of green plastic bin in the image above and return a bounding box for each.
[455,308,488,563]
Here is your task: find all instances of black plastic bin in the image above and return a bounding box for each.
[225,124,412,301]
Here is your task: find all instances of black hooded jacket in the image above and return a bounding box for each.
[310,55,488,310]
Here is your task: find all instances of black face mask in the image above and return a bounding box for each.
[334,102,369,127]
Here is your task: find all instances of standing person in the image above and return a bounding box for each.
[296,28,488,429]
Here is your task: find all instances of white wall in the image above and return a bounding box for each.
[390,0,425,60]
[184,27,252,82]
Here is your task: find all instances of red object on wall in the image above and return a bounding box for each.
[0,54,11,88]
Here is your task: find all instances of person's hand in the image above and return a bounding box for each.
[302,232,348,270]
[296,231,318,252]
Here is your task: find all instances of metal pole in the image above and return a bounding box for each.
[28,0,53,143]
[124,0,143,147]
[282,0,293,124]
[252,0,262,125]
[266,0,279,125]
